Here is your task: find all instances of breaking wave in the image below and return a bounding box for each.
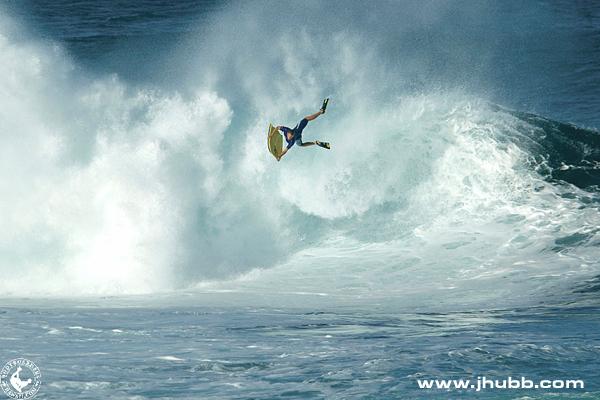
[0,3,599,311]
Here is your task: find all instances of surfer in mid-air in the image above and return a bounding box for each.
[275,98,330,161]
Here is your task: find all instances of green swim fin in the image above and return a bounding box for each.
[316,140,330,149]
[320,98,329,114]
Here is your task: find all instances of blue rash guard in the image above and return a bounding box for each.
[280,118,309,149]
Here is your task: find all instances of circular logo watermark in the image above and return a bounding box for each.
[0,359,41,399]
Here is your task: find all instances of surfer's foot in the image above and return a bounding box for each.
[320,98,329,114]
[316,140,330,149]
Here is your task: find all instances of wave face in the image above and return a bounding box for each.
[1,2,599,309]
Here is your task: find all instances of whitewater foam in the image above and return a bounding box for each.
[0,8,598,311]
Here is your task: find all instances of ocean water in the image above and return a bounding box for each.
[1,1,600,398]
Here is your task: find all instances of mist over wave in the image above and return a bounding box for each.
[1,2,599,310]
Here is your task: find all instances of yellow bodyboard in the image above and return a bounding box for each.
[267,123,283,159]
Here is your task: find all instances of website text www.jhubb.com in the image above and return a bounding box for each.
[417,376,584,392]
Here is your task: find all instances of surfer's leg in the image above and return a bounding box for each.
[304,109,323,121]
[295,135,315,147]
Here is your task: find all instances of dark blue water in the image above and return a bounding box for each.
[1,302,599,399]
[2,1,600,398]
